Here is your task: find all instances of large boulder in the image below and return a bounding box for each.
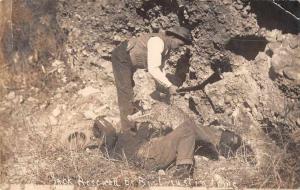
[204,68,265,116]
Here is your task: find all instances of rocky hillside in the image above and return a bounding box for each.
[0,0,299,188]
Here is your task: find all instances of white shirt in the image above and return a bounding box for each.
[147,37,172,88]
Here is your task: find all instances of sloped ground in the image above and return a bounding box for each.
[0,0,299,188]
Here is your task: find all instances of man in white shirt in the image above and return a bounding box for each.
[111,26,192,131]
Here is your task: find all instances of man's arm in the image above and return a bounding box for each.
[147,37,173,89]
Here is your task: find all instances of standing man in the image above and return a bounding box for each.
[111,26,192,131]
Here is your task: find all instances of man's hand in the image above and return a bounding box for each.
[168,85,178,95]
[127,111,143,122]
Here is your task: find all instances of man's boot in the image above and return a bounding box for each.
[93,118,117,151]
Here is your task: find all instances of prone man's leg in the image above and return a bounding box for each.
[174,121,196,166]
[139,120,196,170]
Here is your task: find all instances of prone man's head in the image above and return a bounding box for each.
[218,130,242,158]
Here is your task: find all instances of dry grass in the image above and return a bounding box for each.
[0,113,155,188]
[1,113,299,188]
[193,137,299,189]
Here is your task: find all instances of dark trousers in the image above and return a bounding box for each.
[111,42,135,130]
[137,119,197,170]
[110,119,220,171]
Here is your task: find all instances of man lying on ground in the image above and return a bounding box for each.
[93,103,241,179]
